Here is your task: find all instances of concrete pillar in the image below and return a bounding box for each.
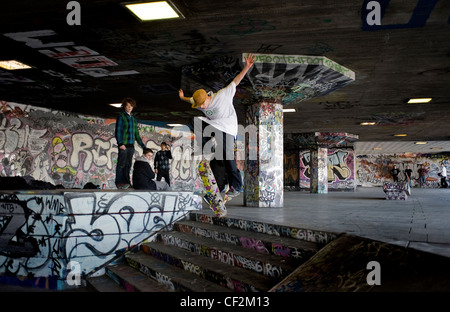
[310,147,328,194]
[244,102,284,207]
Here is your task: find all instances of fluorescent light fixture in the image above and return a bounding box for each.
[373,147,383,150]
[393,134,407,137]
[0,60,32,70]
[360,122,376,126]
[123,1,183,21]
[109,103,122,108]
[282,108,296,113]
[166,123,184,127]
[415,141,428,145]
[430,147,443,150]
[408,98,432,104]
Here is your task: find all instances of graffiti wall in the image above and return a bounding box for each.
[284,150,299,190]
[244,103,283,207]
[299,148,356,191]
[0,190,201,289]
[356,153,450,188]
[0,100,197,191]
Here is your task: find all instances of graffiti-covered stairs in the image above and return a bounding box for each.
[86,211,335,292]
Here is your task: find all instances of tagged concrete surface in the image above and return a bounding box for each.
[224,187,450,259]
[270,234,450,292]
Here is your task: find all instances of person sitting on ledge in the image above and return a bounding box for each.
[132,148,170,191]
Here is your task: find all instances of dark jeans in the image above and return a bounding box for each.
[115,145,135,186]
[189,118,242,191]
[156,169,171,186]
[441,177,448,188]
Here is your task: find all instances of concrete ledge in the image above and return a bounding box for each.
[383,182,411,200]
[270,234,450,292]
[0,189,201,290]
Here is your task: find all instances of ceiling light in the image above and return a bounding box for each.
[109,103,122,108]
[0,60,32,70]
[283,108,296,113]
[123,1,183,21]
[373,147,383,150]
[360,122,376,126]
[167,123,184,127]
[393,134,407,137]
[408,98,432,104]
[430,147,443,150]
[414,141,428,145]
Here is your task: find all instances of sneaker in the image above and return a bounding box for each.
[218,209,227,218]
[226,186,240,198]
[221,185,230,194]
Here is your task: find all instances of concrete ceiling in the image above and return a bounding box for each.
[1,0,450,153]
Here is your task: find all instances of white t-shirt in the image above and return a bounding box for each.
[442,166,447,177]
[197,81,238,137]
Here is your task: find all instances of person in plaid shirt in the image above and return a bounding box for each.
[115,97,145,189]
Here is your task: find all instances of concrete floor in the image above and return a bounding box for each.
[220,187,450,258]
[3,186,449,293]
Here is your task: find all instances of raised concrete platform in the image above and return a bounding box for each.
[213,187,450,259]
[0,189,201,290]
[383,182,411,200]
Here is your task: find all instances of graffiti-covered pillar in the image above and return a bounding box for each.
[310,147,328,194]
[244,102,283,207]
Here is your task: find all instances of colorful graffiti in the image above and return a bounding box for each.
[356,153,449,188]
[242,53,355,105]
[284,151,299,190]
[0,190,200,289]
[0,101,196,191]
[192,213,337,244]
[300,148,355,191]
[383,182,410,200]
[244,103,283,207]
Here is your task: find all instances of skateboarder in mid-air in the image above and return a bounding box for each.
[178,53,255,199]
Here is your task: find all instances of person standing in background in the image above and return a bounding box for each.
[133,148,170,190]
[154,142,172,186]
[439,162,448,188]
[404,165,413,188]
[115,97,145,189]
[391,164,400,182]
[417,164,428,188]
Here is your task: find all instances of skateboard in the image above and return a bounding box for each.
[198,158,228,218]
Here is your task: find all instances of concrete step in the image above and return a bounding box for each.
[158,230,297,280]
[86,273,126,292]
[106,262,173,292]
[174,219,320,262]
[269,234,450,292]
[125,251,232,292]
[141,241,275,292]
[86,262,174,292]
[189,211,338,245]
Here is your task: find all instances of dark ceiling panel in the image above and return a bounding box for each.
[0,0,449,151]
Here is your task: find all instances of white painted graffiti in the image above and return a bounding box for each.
[0,191,199,286]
